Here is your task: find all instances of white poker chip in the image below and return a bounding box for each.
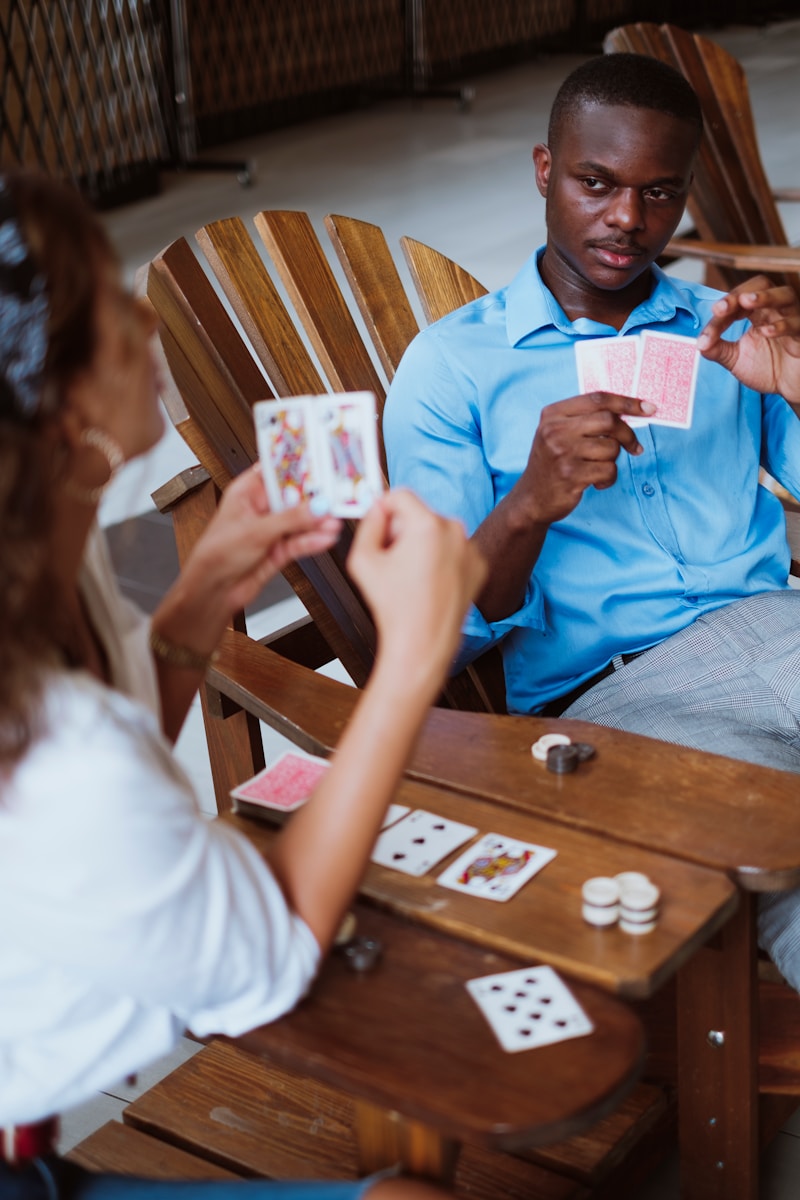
[581,876,621,927]
[531,733,572,761]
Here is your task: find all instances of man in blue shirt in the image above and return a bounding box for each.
[384,53,800,984]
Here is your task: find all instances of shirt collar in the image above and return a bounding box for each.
[505,248,701,346]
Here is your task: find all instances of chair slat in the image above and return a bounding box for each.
[254,210,386,403]
[147,241,263,488]
[605,23,800,295]
[324,213,420,385]
[196,216,325,399]
[400,236,488,325]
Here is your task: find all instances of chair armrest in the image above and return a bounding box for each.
[208,628,358,754]
[664,238,800,274]
[151,464,211,515]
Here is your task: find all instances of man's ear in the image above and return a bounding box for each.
[533,144,551,198]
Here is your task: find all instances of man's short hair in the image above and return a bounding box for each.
[548,53,703,149]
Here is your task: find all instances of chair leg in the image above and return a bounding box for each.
[201,682,265,813]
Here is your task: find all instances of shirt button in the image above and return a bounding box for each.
[642,483,655,497]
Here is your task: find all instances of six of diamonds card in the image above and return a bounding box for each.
[254,390,383,517]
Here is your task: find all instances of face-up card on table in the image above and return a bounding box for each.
[230,750,329,814]
[632,331,699,429]
[381,803,411,831]
[254,391,383,517]
[466,965,594,1053]
[370,809,478,877]
[436,831,556,901]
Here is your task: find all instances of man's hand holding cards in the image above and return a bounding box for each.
[575,331,699,429]
[254,390,383,517]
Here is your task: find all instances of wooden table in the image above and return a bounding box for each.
[231,899,645,1182]
[227,774,736,1187]
[211,631,800,1198]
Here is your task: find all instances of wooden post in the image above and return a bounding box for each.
[677,895,758,1200]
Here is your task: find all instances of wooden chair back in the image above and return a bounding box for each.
[603,23,800,294]
[148,212,507,726]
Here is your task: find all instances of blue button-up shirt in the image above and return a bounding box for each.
[384,250,800,714]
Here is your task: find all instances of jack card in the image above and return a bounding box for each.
[255,398,321,511]
[436,832,556,902]
[254,391,383,518]
[466,965,594,1053]
[230,750,329,814]
[370,809,478,877]
[317,394,383,517]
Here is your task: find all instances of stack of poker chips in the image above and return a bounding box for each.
[581,872,660,934]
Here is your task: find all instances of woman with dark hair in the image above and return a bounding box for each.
[0,170,485,1200]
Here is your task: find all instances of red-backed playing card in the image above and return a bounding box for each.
[230,751,329,813]
[632,331,699,429]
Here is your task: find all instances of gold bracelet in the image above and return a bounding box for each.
[149,628,219,673]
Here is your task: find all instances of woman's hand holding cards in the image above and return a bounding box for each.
[698,274,800,404]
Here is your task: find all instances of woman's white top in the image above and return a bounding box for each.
[0,529,320,1123]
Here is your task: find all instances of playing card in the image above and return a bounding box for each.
[254,398,322,511]
[436,832,556,902]
[254,392,382,518]
[466,965,594,1053]
[370,809,478,877]
[575,337,640,397]
[230,750,329,813]
[381,803,411,831]
[632,331,699,428]
[317,393,383,517]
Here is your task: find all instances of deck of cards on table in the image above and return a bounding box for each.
[575,331,699,429]
[254,390,383,517]
[230,750,330,815]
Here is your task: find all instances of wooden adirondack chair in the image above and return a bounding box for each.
[146,212,505,808]
[603,22,800,292]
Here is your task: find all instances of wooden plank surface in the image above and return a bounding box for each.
[227,802,733,1001]
[67,1120,241,1180]
[410,708,800,890]
[208,628,800,891]
[229,903,644,1152]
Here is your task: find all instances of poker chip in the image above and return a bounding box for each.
[618,877,660,935]
[582,873,661,932]
[531,733,571,761]
[547,744,580,774]
[581,876,621,927]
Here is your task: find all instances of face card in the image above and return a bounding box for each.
[254,399,322,510]
[436,832,556,902]
[317,392,383,517]
[575,337,640,397]
[466,965,594,1053]
[370,809,478,877]
[230,750,329,812]
[632,331,699,428]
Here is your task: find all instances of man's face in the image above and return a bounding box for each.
[533,102,697,310]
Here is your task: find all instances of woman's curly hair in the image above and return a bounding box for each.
[0,171,114,763]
